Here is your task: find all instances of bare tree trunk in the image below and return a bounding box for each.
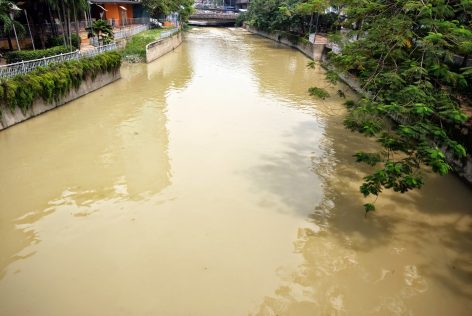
[308,13,314,38]
[59,1,68,47]
[48,5,57,36]
[39,27,47,49]
[73,2,80,49]
[7,35,13,51]
[67,9,72,49]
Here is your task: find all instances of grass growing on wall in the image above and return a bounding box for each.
[0,51,121,114]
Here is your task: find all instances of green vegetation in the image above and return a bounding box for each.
[121,28,165,62]
[5,45,74,64]
[142,0,194,23]
[0,0,26,50]
[323,0,472,212]
[90,19,114,45]
[38,0,89,49]
[246,0,472,213]
[0,51,121,114]
[46,34,81,50]
[245,0,337,38]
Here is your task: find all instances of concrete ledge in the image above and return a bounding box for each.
[0,70,121,131]
[245,26,325,61]
[146,32,183,64]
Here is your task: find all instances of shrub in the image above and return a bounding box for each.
[0,51,121,113]
[5,46,74,64]
[235,12,247,27]
[46,34,81,49]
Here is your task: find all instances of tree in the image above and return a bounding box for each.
[245,0,337,36]
[92,19,114,44]
[41,0,88,49]
[310,0,471,213]
[243,0,471,212]
[0,0,26,50]
[142,0,194,23]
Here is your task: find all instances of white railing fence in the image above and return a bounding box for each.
[105,17,151,27]
[114,24,150,40]
[89,24,151,46]
[145,28,181,52]
[160,28,180,39]
[0,42,118,79]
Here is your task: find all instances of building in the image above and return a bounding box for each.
[90,0,149,27]
[235,0,250,10]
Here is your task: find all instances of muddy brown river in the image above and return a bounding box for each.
[0,28,471,316]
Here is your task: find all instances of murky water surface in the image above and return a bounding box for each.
[1,28,471,316]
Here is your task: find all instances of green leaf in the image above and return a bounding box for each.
[363,203,376,214]
[308,86,330,99]
[354,152,382,166]
[306,61,317,69]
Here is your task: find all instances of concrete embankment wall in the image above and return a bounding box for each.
[146,32,183,64]
[0,71,121,131]
[245,25,472,186]
[245,26,325,61]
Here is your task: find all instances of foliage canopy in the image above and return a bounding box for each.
[142,0,194,22]
[245,0,472,212]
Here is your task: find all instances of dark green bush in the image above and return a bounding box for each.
[46,34,81,49]
[235,12,247,27]
[5,46,74,64]
[0,51,121,113]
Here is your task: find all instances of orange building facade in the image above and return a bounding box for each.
[103,3,134,27]
[91,1,147,27]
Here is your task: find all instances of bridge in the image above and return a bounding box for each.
[188,10,239,27]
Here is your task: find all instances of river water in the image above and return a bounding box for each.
[0,28,471,316]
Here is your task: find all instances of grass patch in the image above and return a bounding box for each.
[121,28,164,61]
[121,27,177,62]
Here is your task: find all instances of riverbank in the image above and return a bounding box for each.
[121,28,181,63]
[244,25,472,186]
[146,31,182,63]
[0,27,182,131]
[244,25,326,61]
[120,28,165,63]
[0,52,121,131]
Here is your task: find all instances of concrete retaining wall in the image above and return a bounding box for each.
[146,32,183,64]
[0,70,121,131]
[245,26,325,61]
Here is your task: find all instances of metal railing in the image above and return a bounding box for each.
[105,17,151,28]
[145,28,180,51]
[0,42,118,79]
[114,24,150,40]
[160,28,180,39]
